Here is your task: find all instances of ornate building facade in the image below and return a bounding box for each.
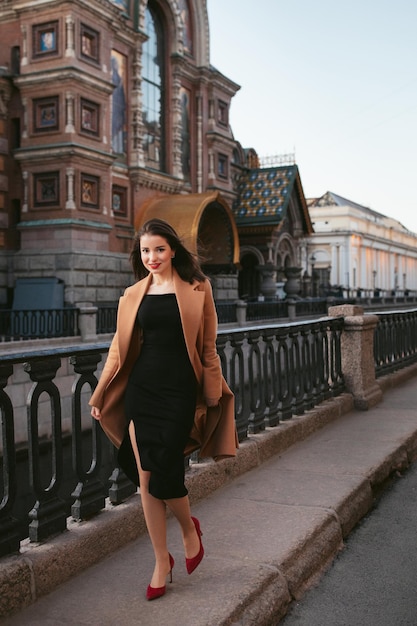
[0,0,311,309]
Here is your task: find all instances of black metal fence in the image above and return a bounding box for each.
[0,308,79,341]
[96,305,118,335]
[373,309,417,377]
[246,300,289,322]
[216,298,350,325]
[0,317,345,557]
[2,295,417,340]
[2,307,417,559]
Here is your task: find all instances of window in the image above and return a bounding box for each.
[218,100,228,126]
[81,174,99,208]
[111,50,127,155]
[177,0,193,55]
[80,99,100,136]
[142,4,165,171]
[80,25,99,63]
[34,172,60,207]
[32,22,59,58]
[11,46,20,75]
[33,97,59,133]
[110,0,129,10]
[112,185,127,217]
[11,118,21,149]
[218,154,228,179]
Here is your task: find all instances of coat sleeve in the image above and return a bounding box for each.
[89,330,120,409]
[199,280,223,402]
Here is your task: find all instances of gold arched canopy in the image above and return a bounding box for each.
[134,191,240,266]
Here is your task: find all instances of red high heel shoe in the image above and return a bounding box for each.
[186,517,204,574]
[146,553,175,601]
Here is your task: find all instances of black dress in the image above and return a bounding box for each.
[119,294,197,500]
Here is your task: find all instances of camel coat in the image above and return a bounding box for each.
[89,270,238,460]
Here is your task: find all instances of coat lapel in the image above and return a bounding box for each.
[116,271,204,374]
[173,271,204,365]
[117,274,152,363]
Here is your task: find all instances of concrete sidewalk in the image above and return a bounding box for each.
[1,367,417,626]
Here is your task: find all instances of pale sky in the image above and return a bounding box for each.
[207,0,417,233]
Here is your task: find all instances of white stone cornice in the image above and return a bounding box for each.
[14,143,115,166]
[198,66,240,96]
[14,67,114,95]
[205,131,237,150]
[130,168,184,194]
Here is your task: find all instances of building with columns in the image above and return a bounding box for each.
[305,192,417,296]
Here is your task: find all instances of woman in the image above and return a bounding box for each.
[90,218,237,601]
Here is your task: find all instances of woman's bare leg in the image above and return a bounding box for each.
[129,422,172,588]
[165,497,201,559]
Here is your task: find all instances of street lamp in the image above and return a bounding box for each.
[310,254,316,273]
[310,254,316,296]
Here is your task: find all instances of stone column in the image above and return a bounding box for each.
[65,16,75,57]
[66,167,76,209]
[21,97,28,138]
[236,300,247,326]
[196,94,203,192]
[77,306,98,342]
[21,25,28,66]
[22,171,28,212]
[65,92,75,133]
[171,71,182,179]
[328,304,383,410]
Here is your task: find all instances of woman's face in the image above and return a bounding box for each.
[140,233,174,278]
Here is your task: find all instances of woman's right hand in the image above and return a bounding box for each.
[91,406,101,421]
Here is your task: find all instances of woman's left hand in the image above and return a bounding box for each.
[91,406,102,420]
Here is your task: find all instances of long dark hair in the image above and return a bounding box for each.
[130,218,206,283]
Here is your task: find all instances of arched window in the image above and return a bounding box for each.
[177,0,193,55]
[142,3,165,171]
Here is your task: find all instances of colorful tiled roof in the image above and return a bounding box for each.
[233,165,298,226]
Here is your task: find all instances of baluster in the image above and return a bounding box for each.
[229,332,247,441]
[380,315,387,368]
[70,353,106,520]
[0,364,20,557]
[247,330,265,434]
[276,327,292,420]
[216,333,229,381]
[301,325,314,410]
[322,319,332,397]
[79,348,137,506]
[289,327,304,415]
[328,318,344,395]
[108,443,137,505]
[25,358,67,542]
[373,315,382,374]
[262,328,279,427]
[319,319,332,400]
[410,312,417,360]
[334,317,345,393]
[310,324,324,405]
[389,314,397,370]
[401,313,409,365]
